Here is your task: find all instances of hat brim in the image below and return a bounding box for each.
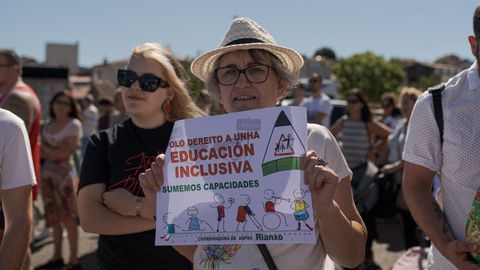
[191,43,304,82]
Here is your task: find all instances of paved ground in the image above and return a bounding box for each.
[31,211,414,270]
[31,225,98,270]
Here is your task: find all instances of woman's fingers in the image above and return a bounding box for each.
[139,172,155,194]
[308,164,326,191]
[314,169,325,190]
[303,152,337,192]
[156,154,165,166]
[303,153,319,186]
[151,161,164,187]
[301,150,317,170]
[139,154,166,193]
[144,169,159,192]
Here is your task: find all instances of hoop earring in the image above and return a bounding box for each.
[162,97,172,114]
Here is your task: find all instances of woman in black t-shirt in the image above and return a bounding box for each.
[78,43,202,270]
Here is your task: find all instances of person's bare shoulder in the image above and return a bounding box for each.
[1,91,35,129]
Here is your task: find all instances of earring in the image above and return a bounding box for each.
[162,98,171,114]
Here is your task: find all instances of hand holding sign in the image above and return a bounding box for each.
[302,150,339,219]
[139,154,166,219]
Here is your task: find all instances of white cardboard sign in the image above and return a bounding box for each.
[155,106,316,245]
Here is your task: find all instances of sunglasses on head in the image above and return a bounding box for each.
[117,69,169,92]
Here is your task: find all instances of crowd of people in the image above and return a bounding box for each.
[1,5,480,270]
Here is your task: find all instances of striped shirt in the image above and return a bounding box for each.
[338,117,370,169]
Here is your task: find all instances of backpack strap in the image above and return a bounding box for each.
[427,83,446,146]
[257,244,278,270]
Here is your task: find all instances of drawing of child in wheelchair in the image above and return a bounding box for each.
[261,189,290,230]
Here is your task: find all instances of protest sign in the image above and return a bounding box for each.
[156,106,316,245]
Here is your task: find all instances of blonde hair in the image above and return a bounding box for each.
[399,87,422,104]
[128,43,204,121]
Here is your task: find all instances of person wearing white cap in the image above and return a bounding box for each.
[139,17,366,270]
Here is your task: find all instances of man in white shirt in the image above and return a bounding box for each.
[403,5,480,269]
[0,108,36,270]
[302,73,332,127]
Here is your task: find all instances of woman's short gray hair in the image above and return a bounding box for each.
[205,49,299,100]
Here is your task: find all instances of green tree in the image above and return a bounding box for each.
[314,47,337,61]
[411,75,441,91]
[179,58,205,97]
[332,52,405,101]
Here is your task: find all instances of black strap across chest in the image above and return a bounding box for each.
[428,83,446,146]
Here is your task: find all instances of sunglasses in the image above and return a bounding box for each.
[117,69,169,92]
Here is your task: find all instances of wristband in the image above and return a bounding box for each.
[135,197,143,217]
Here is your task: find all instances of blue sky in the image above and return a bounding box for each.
[1,1,478,67]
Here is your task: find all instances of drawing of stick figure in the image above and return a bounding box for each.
[262,189,289,230]
[160,212,181,241]
[282,134,294,149]
[210,193,234,232]
[236,194,262,231]
[290,189,313,231]
[183,206,214,231]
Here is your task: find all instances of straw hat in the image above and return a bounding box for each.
[191,17,304,82]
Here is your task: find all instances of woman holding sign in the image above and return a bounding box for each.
[77,43,202,269]
[140,18,367,270]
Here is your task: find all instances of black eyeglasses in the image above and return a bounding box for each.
[117,69,169,92]
[215,64,270,86]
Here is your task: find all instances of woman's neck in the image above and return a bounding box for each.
[349,112,362,121]
[131,113,167,129]
[54,115,70,125]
